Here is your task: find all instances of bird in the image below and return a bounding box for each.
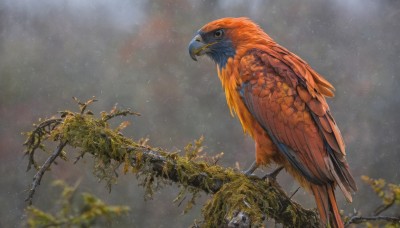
[188,17,356,228]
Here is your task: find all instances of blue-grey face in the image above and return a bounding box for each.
[188,29,236,68]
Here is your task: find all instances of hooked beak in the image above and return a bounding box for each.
[188,34,209,61]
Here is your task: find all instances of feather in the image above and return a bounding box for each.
[307,98,326,116]
[319,116,332,133]
[297,86,312,102]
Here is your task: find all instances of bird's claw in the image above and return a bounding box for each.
[242,161,258,176]
[262,166,284,181]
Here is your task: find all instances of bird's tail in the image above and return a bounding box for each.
[311,184,344,228]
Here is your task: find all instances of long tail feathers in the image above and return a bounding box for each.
[311,184,344,228]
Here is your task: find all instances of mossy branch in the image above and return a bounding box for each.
[24,98,321,227]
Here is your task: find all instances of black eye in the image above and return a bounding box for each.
[214,29,224,38]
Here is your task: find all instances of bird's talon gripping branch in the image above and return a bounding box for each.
[242,161,258,176]
[262,166,284,181]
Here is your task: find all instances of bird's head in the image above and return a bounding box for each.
[188,17,271,68]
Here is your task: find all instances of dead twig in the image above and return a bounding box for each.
[25,140,68,205]
[374,200,395,216]
[23,118,63,171]
[346,215,400,226]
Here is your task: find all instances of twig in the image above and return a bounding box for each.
[24,118,62,171]
[25,140,68,205]
[72,96,97,114]
[102,109,141,122]
[346,215,400,225]
[374,200,395,216]
[289,187,300,200]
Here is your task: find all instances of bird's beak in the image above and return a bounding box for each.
[188,34,207,61]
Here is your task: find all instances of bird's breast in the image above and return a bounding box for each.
[218,62,279,165]
[218,63,259,138]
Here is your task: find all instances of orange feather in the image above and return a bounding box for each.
[194,17,357,227]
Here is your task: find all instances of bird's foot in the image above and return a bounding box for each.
[262,166,284,181]
[242,161,258,176]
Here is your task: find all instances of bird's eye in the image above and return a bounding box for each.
[214,29,224,39]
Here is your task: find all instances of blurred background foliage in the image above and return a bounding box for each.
[0,0,399,227]
[26,180,130,227]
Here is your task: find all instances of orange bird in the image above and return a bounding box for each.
[189,17,356,227]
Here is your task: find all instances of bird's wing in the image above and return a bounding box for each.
[238,48,356,199]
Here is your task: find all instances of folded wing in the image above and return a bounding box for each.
[238,48,356,200]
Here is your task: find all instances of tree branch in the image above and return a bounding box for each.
[24,100,320,227]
